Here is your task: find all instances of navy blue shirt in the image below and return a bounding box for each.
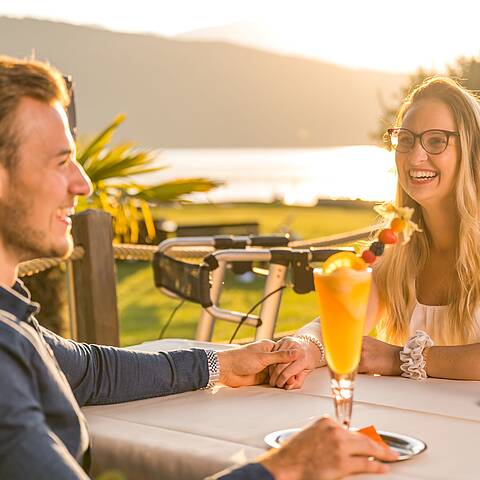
[0,281,272,480]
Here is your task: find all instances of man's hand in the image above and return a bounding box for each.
[217,340,300,387]
[358,336,402,376]
[259,416,398,480]
[268,336,321,390]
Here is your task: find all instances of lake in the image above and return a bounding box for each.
[139,145,397,206]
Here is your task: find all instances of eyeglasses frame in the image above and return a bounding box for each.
[386,127,459,155]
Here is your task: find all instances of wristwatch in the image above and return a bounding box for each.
[204,349,220,388]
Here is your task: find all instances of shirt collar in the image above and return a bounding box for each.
[0,279,40,322]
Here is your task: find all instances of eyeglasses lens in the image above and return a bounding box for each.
[395,130,414,153]
[423,131,448,154]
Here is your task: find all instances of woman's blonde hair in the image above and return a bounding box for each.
[375,76,480,345]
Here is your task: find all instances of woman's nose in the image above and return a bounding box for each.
[408,139,429,165]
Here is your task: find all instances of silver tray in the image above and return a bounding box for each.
[264,427,427,461]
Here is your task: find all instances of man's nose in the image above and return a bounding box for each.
[70,162,93,197]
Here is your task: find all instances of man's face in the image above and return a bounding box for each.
[0,97,92,262]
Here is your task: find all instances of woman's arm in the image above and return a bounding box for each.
[296,316,321,337]
[359,338,480,380]
[364,278,384,335]
[426,343,480,380]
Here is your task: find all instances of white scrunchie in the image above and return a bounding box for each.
[399,330,434,380]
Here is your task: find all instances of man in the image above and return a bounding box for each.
[0,55,397,479]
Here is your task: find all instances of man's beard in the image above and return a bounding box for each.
[0,189,72,262]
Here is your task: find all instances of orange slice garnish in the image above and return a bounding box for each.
[322,251,367,274]
[358,425,389,448]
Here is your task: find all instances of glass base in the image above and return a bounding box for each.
[329,370,356,430]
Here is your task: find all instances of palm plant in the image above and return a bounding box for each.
[76,114,220,243]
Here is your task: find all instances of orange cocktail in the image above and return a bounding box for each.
[311,204,419,430]
[314,266,372,375]
[313,257,372,430]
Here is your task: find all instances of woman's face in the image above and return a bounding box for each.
[396,98,459,209]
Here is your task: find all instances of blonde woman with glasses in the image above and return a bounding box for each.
[269,76,480,388]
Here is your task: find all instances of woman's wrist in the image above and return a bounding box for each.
[295,334,325,368]
[399,330,434,380]
[390,345,403,376]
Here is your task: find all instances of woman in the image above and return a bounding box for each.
[270,76,480,388]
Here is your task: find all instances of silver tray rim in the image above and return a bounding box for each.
[264,427,427,461]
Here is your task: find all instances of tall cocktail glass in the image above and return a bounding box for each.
[313,266,372,429]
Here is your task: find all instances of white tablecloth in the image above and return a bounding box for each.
[83,339,480,480]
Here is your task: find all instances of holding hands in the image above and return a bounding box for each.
[224,328,404,390]
[268,336,324,389]
[217,339,301,387]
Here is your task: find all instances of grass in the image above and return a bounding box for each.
[153,202,376,240]
[117,202,377,346]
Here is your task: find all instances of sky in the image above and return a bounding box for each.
[2,0,479,73]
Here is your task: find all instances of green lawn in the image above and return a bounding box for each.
[117,202,377,346]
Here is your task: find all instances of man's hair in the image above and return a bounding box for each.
[0,55,70,169]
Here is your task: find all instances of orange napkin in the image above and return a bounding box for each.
[358,425,389,448]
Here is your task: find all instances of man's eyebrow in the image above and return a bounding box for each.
[55,148,75,157]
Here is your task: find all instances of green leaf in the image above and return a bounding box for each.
[137,178,222,202]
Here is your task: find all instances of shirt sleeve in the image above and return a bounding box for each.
[0,339,89,480]
[206,463,274,480]
[41,327,210,406]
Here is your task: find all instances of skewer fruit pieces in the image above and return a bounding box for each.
[322,203,421,271]
[360,203,421,265]
[378,229,398,245]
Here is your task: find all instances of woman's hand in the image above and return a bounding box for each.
[268,336,323,389]
[358,336,402,376]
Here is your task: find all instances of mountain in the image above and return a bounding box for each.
[0,17,408,148]
[176,21,276,53]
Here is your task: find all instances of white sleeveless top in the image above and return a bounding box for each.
[410,301,480,345]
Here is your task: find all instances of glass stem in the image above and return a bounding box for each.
[329,371,356,430]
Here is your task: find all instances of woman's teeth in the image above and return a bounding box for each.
[409,170,438,180]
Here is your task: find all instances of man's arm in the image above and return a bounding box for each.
[42,327,210,406]
[0,345,89,480]
[42,329,300,407]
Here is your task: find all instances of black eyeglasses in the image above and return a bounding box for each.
[386,128,459,155]
[63,74,77,140]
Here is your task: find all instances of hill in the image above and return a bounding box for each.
[0,17,407,148]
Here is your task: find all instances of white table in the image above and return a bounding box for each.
[83,339,480,480]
